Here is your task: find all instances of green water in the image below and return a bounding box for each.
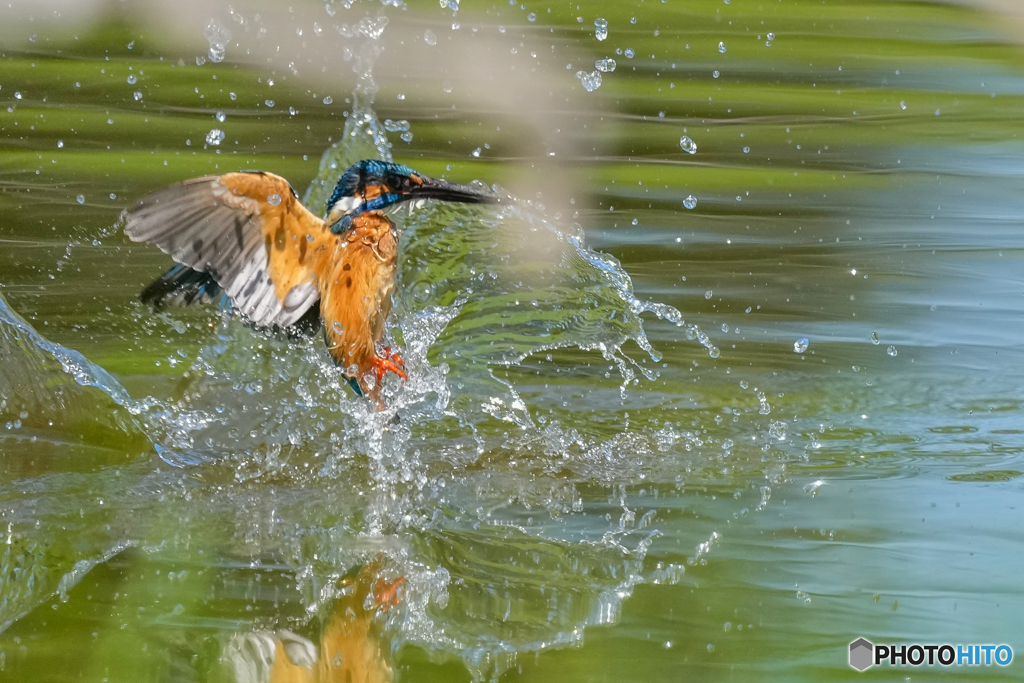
[2,0,1024,680]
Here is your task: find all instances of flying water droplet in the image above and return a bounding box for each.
[215,110,226,122]
[204,18,231,63]
[719,41,727,53]
[575,70,602,92]
[76,195,85,205]
[594,18,608,41]
[400,131,413,142]
[794,337,808,353]
[527,12,537,22]
[679,136,697,154]
[471,147,482,157]
[126,74,136,85]
[743,146,750,153]
[205,128,225,145]
[768,420,787,440]
[424,30,437,46]
[384,119,410,132]
[595,58,616,73]
[767,32,775,41]
[624,48,634,58]
[267,194,282,206]
[323,95,333,105]
[870,331,879,345]
[56,140,63,149]
[133,90,143,101]
[683,195,697,209]
[713,70,720,78]
[886,345,897,357]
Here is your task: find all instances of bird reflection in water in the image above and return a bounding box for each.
[224,561,404,683]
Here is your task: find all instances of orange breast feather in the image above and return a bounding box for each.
[319,213,398,382]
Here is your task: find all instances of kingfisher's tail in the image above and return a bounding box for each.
[139,263,226,309]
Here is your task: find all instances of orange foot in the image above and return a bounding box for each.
[371,347,407,383]
[373,575,405,611]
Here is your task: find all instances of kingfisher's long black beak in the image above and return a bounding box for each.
[411,175,499,204]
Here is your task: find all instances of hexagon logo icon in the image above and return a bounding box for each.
[849,638,874,671]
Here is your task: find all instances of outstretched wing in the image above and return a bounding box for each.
[123,172,331,328]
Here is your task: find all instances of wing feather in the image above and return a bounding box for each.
[124,172,331,328]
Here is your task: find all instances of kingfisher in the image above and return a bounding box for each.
[123,160,497,402]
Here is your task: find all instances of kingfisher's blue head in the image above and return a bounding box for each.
[325,159,497,232]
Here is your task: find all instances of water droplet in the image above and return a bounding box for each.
[205,128,225,145]
[400,131,413,142]
[332,321,344,335]
[133,90,143,101]
[769,420,787,440]
[575,70,602,91]
[215,110,226,122]
[704,290,713,300]
[126,74,136,85]
[679,135,697,154]
[870,331,879,345]
[624,48,634,59]
[471,147,482,157]
[205,18,231,63]
[707,644,715,653]
[713,70,720,78]
[527,12,537,22]
[424,29,437,45]
[631,218,638,226]
[323,95,333,105]
[594,17,608,41]
[757,391,771,415]
[900,100,907,110]
[794,337,809,353]
[384,119,410,132]
[76,195,85,205]
[14,91,22,100]
[708,347,721,359]
[886,345,897,357]
[719,41,727,53]
[743,146,750,154]
[739,380,749,389]
[767,32,775,40]
[595,58,616,73]
[683,195,697,209]
[264,99,274,108]
[267,194,282,206]
[56,140,63,149]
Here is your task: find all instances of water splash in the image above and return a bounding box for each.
[304,11,393,213]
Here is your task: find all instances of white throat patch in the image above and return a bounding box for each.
[332,196,363,215]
